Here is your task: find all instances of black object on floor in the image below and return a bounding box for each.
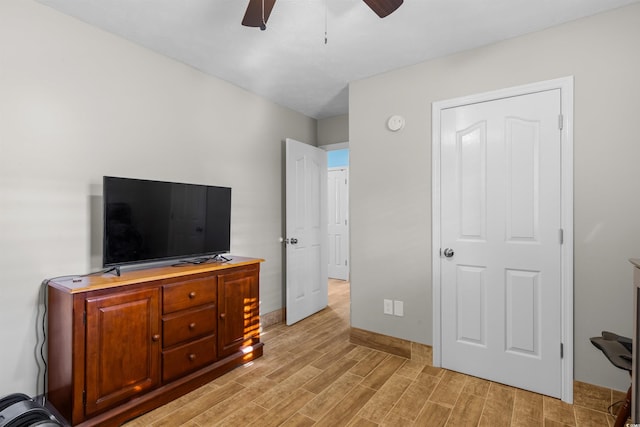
[590,330,632,427]
[0,393,62,427]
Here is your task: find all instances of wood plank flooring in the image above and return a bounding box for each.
[124,280,622,426]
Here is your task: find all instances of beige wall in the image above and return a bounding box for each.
[318,114,349,146]
[0,0,316,396]
[349,3,640,391]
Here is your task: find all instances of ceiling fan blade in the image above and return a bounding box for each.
[362,0,403,18]
[242,0,276,29]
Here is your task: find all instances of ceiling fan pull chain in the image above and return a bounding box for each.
[324,0,328,44]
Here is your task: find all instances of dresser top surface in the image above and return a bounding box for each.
[46,256,264,293]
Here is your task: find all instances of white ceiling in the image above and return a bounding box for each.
[36,0,639,119]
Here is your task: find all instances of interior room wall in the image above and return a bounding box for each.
[349,3,640,391]
[0,0,316,396]
[318,114,349,146]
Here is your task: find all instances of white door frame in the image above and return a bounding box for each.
[322,142,349,151]
[431,77,574,403]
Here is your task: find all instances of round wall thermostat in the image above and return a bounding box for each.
[387,115,405,132]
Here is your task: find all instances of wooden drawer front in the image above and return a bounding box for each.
[162,335,216,382]
[163,276,216,314]
[163,304,216,348]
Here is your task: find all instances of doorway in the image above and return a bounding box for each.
[283,139,349,326]
[432,78,574,402]
[285,138,328,325]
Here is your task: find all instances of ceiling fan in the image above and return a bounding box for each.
[242,0,404,30]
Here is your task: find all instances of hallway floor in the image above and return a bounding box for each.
[124,279,622,426]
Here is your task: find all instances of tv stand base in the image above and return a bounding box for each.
[46,257,263,427]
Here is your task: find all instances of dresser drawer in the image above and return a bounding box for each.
[163,304,216,348]
[163,276,216,314]
[162,335,216,382]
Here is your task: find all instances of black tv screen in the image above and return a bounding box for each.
[103,176,231,267]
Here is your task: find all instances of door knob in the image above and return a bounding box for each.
[443,248,455,258]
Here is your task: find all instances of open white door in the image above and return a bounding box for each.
[285,138,328,325]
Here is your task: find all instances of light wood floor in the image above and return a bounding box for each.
[124,280,622,426]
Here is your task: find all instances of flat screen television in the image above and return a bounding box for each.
[103,176,231,267]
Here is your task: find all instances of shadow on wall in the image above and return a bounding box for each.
[89,183,103,271]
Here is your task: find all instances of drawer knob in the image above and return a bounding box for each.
[152,334,160,342]
[220,313,226,319]
[188,291,196,299]
[189,353,196,361]
[189,322,196,330]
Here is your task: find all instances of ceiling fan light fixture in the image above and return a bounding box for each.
[242,0,403,31]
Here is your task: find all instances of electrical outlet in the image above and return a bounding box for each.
[394,300,404,317]
[383,299,393,315]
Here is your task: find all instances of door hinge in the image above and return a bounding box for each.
[558,114,564,130]
[83,311,87,325]
[82,390,86,405]
[559,228,564,244]
[345,178,347,185]
[345,260,348,266]
[345,219,348,226]
[560,343,564,358]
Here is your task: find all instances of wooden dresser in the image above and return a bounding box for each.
[46,257,263,426]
